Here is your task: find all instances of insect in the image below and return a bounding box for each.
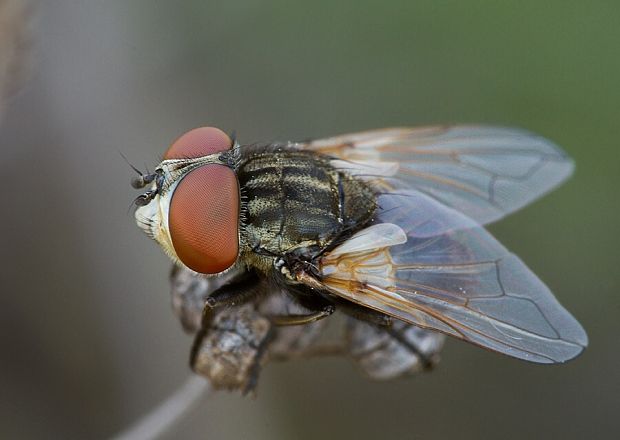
[133,125,587,373]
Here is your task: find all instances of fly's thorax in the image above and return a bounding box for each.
[236,147,377,274]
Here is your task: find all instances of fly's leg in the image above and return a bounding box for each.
[267,285,336,326]
[268,305,335,326]
[201,271,262,324]
[339,299,434,370]
[384,326,434,370]
[190,271,263,370]
[333,298,393,327]
[266,295,392,327]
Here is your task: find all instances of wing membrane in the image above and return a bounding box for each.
[301,125,574,224]
[317,192,587,363]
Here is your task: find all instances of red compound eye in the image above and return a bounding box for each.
[167,127,239,274]
[164,126,232,159]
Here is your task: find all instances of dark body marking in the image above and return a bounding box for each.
[236,147,376,274]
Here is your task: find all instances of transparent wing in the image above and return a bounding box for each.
[314,192,587,364]
[300,125,574,224]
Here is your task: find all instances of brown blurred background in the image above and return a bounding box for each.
[1,1,618,439]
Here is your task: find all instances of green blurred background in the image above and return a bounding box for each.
[1,1,618,438]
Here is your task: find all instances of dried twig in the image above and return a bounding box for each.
[110,375,210,440]
[0,0,31,119]
[111,265,445,438]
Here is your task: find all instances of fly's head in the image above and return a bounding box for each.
[132,127,241,276]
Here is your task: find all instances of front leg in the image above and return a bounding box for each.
[200,270,262,324]
[190,270,263,371]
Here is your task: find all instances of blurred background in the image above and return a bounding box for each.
[1,0,618,438]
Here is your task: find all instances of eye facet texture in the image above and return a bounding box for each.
[164,126,232,159]
[167,127,239,274]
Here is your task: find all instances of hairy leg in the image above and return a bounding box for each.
[267,285,335,326]
[333,298,393,327]
[190,270,264,370]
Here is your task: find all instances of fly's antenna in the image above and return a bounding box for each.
[119,150,156,189]
[119,150,144,177]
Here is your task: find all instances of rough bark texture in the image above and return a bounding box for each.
[170,265,444,392]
